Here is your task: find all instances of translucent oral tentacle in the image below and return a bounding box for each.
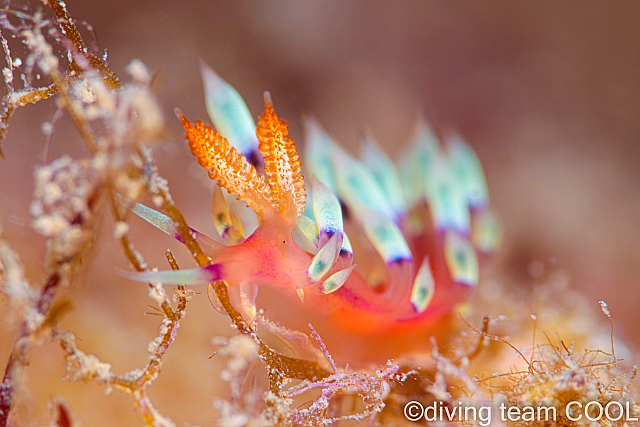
[311,178,344,248]
[199,60,261,165]
[410,257,436,314]
[444,230,479,287]
[398,118,439,209]
[446,134,489,210]
[331,144,398,222]
[424,152,471,234]
[302,116,339,195]
[211,185,245,245]
[116,194,224,255]
[307,232,343,284]
[120,264,223,286]
[360,133,407,220]
[320,265,357,294]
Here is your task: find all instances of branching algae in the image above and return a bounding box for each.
[0,1,637,426]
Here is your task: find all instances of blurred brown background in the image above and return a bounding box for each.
[1,1,640,425]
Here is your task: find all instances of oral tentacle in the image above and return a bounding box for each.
[117,194,224,255]
[121,264,223,286]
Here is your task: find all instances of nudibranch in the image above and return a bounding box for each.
[125,62,500,366]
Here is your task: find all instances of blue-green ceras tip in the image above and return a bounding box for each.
[303,117,339,195]
[331,143,398,223]
[360,134,407,219]
[447,135,489,210]
[321,265,357,294]
[444,230,478,287]
[424,153,471,234]
[360,206,412,264]
[410,257,435,313]
[200,60,259,159]
[398,118,440,209]
[312,178,344,244]
[307,232,343,283]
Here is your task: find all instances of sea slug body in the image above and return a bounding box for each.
[125,62,500,366]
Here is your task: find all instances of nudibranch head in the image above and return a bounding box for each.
[127,62,500,366]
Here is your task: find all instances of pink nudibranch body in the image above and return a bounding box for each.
[127,65,499,366]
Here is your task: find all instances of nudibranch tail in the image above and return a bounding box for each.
[256,93,306,224]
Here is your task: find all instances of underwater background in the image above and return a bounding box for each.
[0,1,639,425]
